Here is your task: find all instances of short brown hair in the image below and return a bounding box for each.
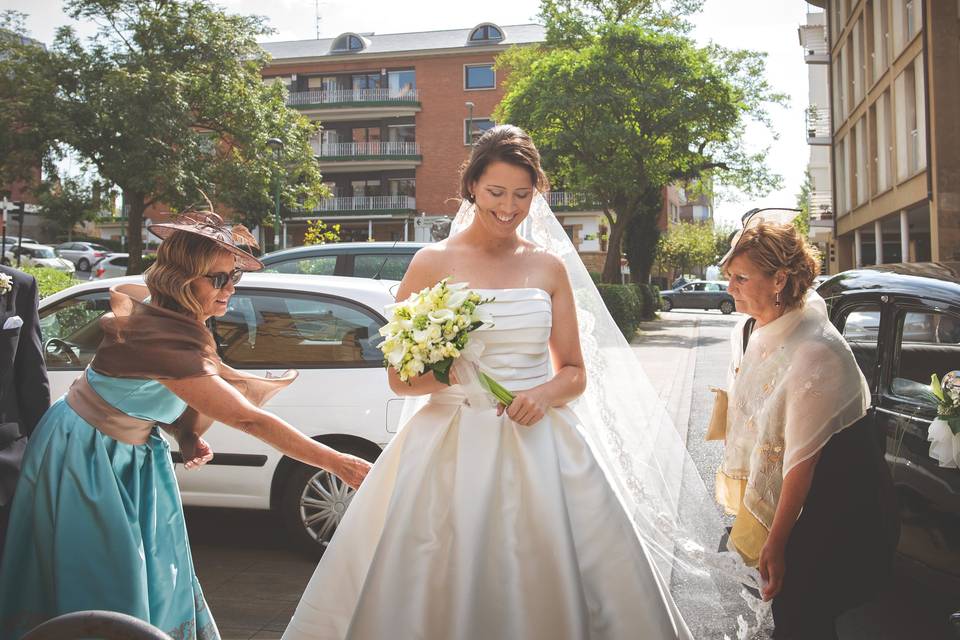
[460,125,549,202]
[145,231,233,319]
[726,222,821,309]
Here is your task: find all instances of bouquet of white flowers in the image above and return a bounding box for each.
[378,279,514,406]
[927,370,960,468]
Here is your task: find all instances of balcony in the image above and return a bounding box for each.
[313,141,422,172]
[288,88,421,121]
[805,106,831,145]
[807,190,833,221]
[545,191,599,212]
[800,24,829,64]
[313,195,416,215]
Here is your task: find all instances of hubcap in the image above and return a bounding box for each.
[298,470,356,546]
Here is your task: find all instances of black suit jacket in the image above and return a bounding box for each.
[0,265,50,508]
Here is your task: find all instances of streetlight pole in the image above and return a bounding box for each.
[465,101,474,146]
[266,137,285,250]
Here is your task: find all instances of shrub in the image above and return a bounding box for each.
[630,283,658,320]
[587,271,602,285]
[597,283,642,339]
[20,266,77,298]
[649,284,662,312]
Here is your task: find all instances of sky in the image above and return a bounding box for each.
[6,0,816,226]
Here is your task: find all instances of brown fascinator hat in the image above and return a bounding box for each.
[147,195,263,271]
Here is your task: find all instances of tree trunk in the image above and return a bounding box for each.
[126,194,147,275]
[602,215,627,283]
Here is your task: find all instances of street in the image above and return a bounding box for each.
[184,309,954,639]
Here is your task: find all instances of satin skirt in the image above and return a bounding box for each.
[283,394,691,640]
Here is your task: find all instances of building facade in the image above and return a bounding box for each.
[817,0,960,268]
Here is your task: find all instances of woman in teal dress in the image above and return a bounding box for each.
[0,210,371,639]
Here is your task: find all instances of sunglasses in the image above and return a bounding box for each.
[723,207,803,263]
[202,268,243,289]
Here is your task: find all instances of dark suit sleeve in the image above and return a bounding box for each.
[13,275,50,436]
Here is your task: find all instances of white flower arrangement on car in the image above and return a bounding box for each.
[927,370,960,469]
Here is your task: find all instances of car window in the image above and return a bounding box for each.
[31,247,56,258]
[704,283,720,292]
[215,291,384,367]
[90,244,109,252]
[692,283,707,291]
[838,305,881,389]
[890,310,960,405]
[263,255,337,276]
[110,256,129,267]
[353,254,413,280]
[38,291,111,369]
[680,284,696,292]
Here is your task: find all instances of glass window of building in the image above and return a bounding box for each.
[387,70,416,97]
[464,118,495,144]
[352,73,381,91]
[469,25,503,43]
[465,64,495,89]
[388,124,416,143]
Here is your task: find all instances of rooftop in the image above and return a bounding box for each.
[260,24,546,62]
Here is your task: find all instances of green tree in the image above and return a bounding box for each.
[794,170,812,238]
[0,1,326,274]
[655,221,717,277]
[497,1,784,282]
[34,175,100,240]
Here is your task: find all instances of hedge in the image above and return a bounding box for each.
[597,283,642,339]
[19,266,77,299]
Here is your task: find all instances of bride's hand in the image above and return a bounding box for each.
[499,389,549,426]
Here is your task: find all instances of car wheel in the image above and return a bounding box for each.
[720,300,735,315]
[78,258,90,272]
[661,298,673,312]
[279,444,379,558]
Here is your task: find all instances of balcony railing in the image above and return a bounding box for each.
[805,106,831,144]
[311,195,416,213]
[808,190,833,220]
[801,24,829,63]
[312,141,421,159]
[545,191,598,211]
[288,88,420,107]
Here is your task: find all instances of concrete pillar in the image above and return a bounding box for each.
[404,219,409,241]
[900,210,910,263]
[368,219,373,240]
[874,220,884,264]
[854,229,863,267]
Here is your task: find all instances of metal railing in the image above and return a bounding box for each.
[288,88,420,106]
[312,195,416,212]
[805,106,832,143]
[312,141,421,158]
[544,191,597,210]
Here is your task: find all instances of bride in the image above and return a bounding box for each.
[283,126,759,640]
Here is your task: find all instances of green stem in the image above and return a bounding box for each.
[479,371,515,406]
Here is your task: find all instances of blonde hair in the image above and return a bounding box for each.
[145,232,233,319]
[726,222,821,309]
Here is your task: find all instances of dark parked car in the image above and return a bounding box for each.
[260,242,427,281]
[659,280,736,314]
[818,262,960,628]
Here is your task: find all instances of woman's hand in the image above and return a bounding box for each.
[758,535,787,601]
[179,432,214,470]
[335,453,373,490]
[498,388,550,426]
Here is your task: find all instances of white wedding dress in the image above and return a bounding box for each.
[283,287,692,640]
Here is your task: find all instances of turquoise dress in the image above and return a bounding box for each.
[0,368,219,640]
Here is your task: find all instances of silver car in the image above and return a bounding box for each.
[2,242,75,273]
[57,241,112,272]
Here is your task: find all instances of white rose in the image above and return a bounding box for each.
[428,308,455,324]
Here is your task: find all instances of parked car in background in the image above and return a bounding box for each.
[818,262,960,628]
[659,280,736,314]
[57,241,112,271]
[261,242,427,281]
[39,274,400,556]
[92,253,129,279]
[2,242,75,273]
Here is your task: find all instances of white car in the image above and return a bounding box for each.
[56,241,113,271]
[3,242,75,273]
[92,253,129,279]
[39,274,402,555]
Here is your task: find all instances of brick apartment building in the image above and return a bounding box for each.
[258,22,609,268]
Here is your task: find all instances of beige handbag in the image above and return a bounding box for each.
[705,387,728,441]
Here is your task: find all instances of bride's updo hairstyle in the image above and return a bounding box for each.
[460,125,549,203]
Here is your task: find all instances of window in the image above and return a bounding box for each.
[351,179,380,198]
[464,118,495,145]
[332,34,365,52]
[352,73,381,91]
[838,304,882,388]
[215,292,385,367]
[388,178,415,197]
[890,310,960,403]
[387,70,416,97]
[894,57,925,180]
[264,255,337,276]
[353,254,414,281]
[469,24,503,43]
[704,283,721,292]
[38,291,112,369]
[108,256,129,268]
[388,124,416,143]
[465,64,495,90]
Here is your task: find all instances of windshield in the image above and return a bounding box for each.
[33,247,56,258]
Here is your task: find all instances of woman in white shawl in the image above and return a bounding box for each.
[716,212,899,639]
